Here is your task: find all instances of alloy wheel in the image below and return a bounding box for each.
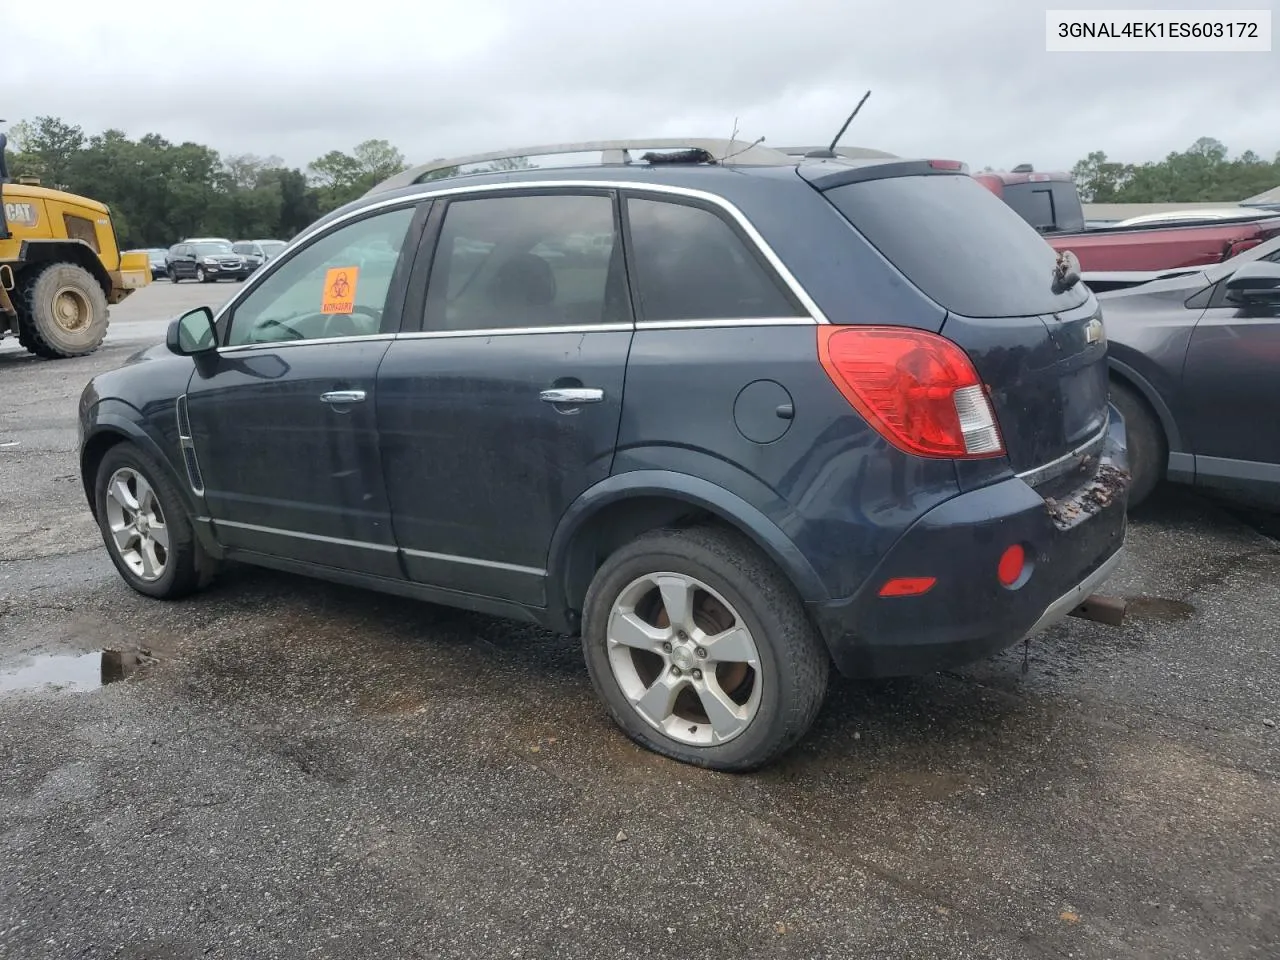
[103,467,170,582]
[606,572,762,746]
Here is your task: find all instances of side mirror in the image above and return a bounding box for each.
[167,306,217,356]
[1225,261,1280,306]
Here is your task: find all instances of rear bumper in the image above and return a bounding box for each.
[809,408,1130,678]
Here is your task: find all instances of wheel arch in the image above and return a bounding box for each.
[16,240,112,296]
[1107,357,1182,454]
[546,470,828,634]
[80,410,191,522]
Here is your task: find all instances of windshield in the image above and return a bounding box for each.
[261,241,286,256]
[194,242,233,256]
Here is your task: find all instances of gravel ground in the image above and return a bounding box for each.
[0,288,1277,959]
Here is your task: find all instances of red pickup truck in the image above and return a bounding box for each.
[974,168,1280,286]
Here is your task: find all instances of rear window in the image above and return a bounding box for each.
[1001,181,1085,233]
[825,175,1090,318]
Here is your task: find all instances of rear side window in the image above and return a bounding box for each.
[825,175,1091,318]
[624,197,803,322]
[424,193,627,332]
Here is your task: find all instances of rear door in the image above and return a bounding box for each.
[818,170,1109,476]
[173,244,194,279]
[376,189,633,606]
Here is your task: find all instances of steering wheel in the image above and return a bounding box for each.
[251,317,307,341]
[322,306,382,339]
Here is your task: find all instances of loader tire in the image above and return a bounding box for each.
[20,263,110,359]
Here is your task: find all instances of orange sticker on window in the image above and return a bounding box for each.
[321,266,359,314]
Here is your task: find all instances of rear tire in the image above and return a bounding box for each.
[581,525,829,772]
[1110,377,1165,508]
[170,270,181,283]
[18,263,109,358]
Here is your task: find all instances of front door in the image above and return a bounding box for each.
[377,190,632,606]
[185,203,424,576]
[1182,248,1280,505]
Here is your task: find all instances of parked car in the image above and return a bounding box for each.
[1111,208,1260,228]
[232,239,287,273]
[77,139,1129,771]
[974,167,1280,282]
[1101,235,1280,508]
[165,239,251,283]
[125,248,170,279]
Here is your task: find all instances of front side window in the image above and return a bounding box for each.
[423,193,625,332]
[225,206,416,347]
[623,197,802,322]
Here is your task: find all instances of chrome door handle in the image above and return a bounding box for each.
[540,387,604,404]
[320,390,366,404]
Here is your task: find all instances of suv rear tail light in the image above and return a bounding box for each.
[818,326,1004,459]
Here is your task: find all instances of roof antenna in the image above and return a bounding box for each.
[806,91,871,159]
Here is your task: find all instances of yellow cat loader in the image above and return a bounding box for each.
[0,132,150,359]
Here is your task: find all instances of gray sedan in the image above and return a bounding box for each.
[1100,235,1280,508]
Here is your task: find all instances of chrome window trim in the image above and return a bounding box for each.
[216,333,395,355]
[634,317,814,330]
[402,547,546,577]
[397,322,632,340]
[214,519,399,552]
[1015,414,1109,488]
[213,319,821,351]
[211,180,829,332]
[209,318,818,351]
[392,318,817,340]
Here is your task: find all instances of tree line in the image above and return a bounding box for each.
[1069,137,1279,204]
[4,117,1278,249]
[0,116,448,249]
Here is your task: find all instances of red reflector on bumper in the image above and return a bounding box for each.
[997,544,1026,587]
[879,576,937,597]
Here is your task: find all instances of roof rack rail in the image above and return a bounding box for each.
[366,138,797,196]
[773,145,900,160]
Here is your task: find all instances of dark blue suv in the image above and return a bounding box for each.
[78,140,1129,771]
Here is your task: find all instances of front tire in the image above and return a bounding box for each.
[18,263,109,358]
[94,443,206,600]
[1110,378,1165,508]
[196,267,209,283]
[582,525,829,772]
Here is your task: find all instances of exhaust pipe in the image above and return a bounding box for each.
[1069,594,1127,626]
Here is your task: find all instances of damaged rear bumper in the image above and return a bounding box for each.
[809,405,1131,678]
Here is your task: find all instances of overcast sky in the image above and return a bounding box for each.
[5,0,1277,174]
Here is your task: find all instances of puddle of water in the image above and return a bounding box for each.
[0,652,109,695]
[1125,596,1196,623]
